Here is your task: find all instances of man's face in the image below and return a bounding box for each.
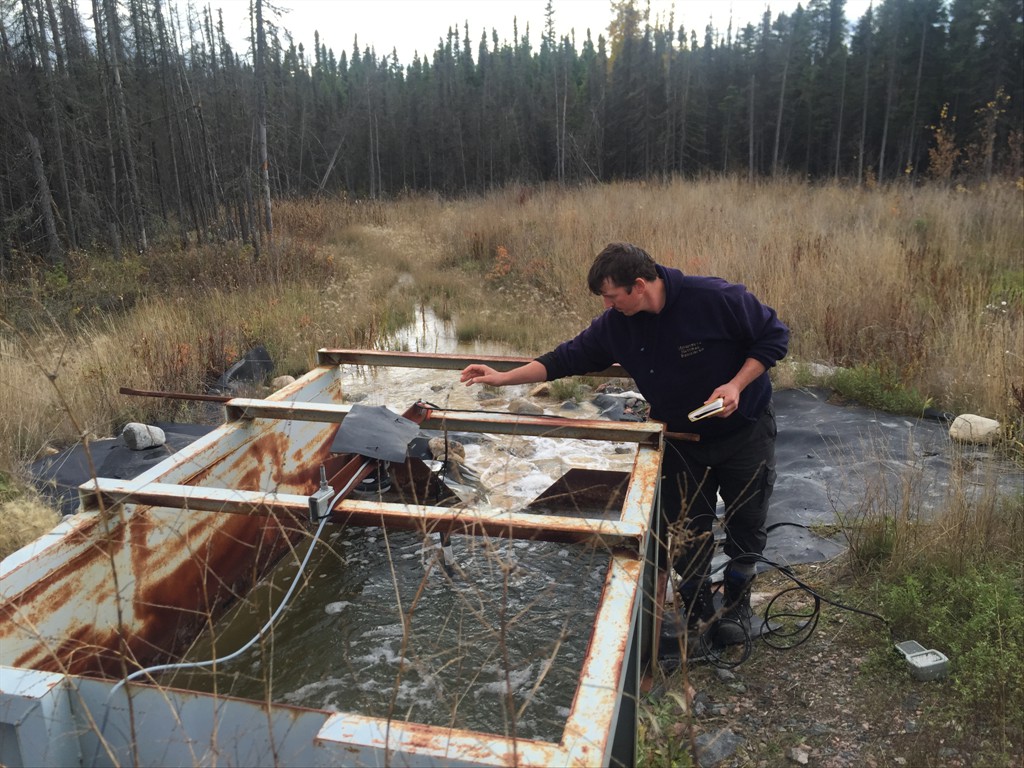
[599,278,644,315]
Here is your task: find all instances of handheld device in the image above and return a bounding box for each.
[687,397,725,422]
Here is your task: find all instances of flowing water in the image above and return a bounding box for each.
[172,306,639,742]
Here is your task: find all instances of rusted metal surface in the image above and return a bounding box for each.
[118,386,231,403]
[563,557,646,763]
[1,352,663,766]
[1,364,345,678]
[618,444,663,532]
[316,348,628,378]
[79,476,647,552]
[225,398,663,446]
[316,711,569,766]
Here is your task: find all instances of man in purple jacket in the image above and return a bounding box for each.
[460,242,789,648]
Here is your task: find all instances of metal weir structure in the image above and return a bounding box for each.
[1,350,665,767]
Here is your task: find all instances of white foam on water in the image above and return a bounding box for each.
[474,662,539,697]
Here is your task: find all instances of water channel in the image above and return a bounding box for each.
[172,306,640,742]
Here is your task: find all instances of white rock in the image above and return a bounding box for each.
[122,423,166,450]
[949,414,1001,444]
[788,747,810,765]
[807,362,839,378]
[271,375,296,389]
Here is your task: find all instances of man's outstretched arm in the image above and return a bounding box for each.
[460,360,548,387]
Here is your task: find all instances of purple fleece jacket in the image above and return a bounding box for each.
[536,264,789,439]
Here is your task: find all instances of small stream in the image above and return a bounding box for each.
[173,306,638,742]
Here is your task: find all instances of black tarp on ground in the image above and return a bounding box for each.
[29,423,216,516]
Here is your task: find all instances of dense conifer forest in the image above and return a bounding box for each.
[0,0,1021,265]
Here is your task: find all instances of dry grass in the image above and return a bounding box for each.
[1,178,1021,472]
[841,437,1023,577]
[0,493,60,559]
[423,179,1023,419]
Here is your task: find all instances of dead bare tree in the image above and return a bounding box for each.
[253,0,272,237]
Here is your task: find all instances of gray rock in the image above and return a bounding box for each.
[509,398,544,415]
[788,746,810,765]
[121,423,166,451]
[693,691,711,717]
[271,375,296,389]
[696,729,744,767]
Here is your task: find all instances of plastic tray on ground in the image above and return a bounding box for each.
[895,640,950,681]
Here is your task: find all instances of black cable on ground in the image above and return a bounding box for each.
[695,553,895,666]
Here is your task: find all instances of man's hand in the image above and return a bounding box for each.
[460,364,503,386]
[460,360,548,388]
[706,383,742,417]
[707,357,768,417]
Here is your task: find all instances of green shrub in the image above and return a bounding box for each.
[0,470,16,502]
[830,364,933,416]
[876,563,1023,724]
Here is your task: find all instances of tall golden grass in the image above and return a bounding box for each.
[1,178,1021,478]
[423,179,1023,418]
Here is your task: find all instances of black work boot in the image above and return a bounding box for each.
[659,577,708,655]
[714,572,755,647]
[678,579,714,630]
[660,579,706,664]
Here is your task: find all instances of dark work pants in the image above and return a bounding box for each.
[659,404,777,584]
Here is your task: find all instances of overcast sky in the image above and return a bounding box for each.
[202,0,875,64]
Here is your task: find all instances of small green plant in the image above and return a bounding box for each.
[637,690,694,767]
[0,470,16,502]
[990,267,1024,309]
[549,377,589,403]
[830,364,933,416]
[845,515,900,570]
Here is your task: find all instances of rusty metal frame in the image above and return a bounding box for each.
[315,348,629,377]
[81,395,662,556]
[2,351,664,767]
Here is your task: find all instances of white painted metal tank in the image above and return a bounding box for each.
[1,350,664,767]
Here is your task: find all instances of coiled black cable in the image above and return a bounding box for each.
[697,553,894,668]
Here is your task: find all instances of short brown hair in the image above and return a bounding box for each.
[587,243,658,294]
